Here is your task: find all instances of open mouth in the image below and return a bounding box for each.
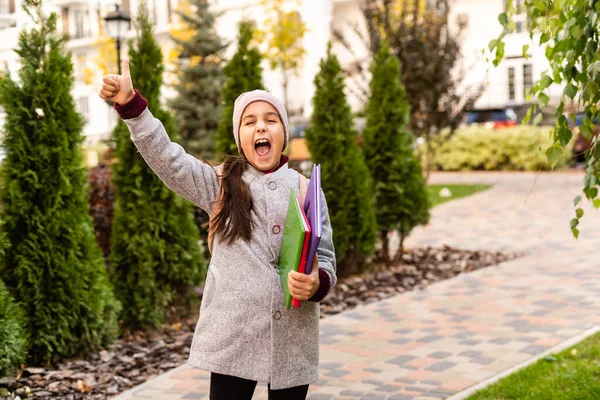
[254,138,272,157]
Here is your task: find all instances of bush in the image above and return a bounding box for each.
[0,1,119,364]
[362,43,430,263]
[427,126,571,171]
[306,45,377,277]
[0,279,27,377]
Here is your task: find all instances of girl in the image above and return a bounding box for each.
[99,60,337,400]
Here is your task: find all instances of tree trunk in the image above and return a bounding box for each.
[424,132,432,183]
[380,230,391,267]
[282,69,289,111]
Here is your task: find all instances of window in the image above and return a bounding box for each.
[504,0,527,34]
[73,9,86,39]
[0,0,10,13]
[78,96,89,123]
[75,54,86,82]
[523,63,533,98]
[508,67,516,101]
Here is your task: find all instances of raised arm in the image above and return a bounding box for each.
[99,60,219,213]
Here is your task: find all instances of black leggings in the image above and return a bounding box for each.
[210,372,309,400]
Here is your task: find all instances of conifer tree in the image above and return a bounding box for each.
[170,0,226,159]
[215,20,264,157]
[305,45,377,276]
[110,2,204,330]
[362,44,430,263]
[0,0,119,364]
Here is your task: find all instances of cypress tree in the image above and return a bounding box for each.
[305,45,377,277]
[110,1,205,330]
[215,20,264,157]
[170,0,227,159]
[362,43,430,264]
[0,0,119,364]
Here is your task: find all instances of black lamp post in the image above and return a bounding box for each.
[103,4,131,75]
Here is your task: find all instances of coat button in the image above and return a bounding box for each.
[273,310,281,320]
[272,225,281,234]
[268,181,277,190]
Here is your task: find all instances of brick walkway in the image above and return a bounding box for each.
[113,172,600,400]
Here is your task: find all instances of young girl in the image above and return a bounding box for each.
[99,60,337,400]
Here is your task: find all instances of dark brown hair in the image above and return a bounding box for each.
[208,155,254,247]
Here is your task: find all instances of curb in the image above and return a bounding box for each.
[447,325,600,400]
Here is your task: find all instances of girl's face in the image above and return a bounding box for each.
[239,101,285,171]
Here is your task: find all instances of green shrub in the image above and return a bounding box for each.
[0,278,27,377]
[427,126,571,171]
[0,0,119,364]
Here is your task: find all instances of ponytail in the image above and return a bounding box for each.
[208,155,254,250]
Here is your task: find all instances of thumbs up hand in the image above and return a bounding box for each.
[99,59,135,105]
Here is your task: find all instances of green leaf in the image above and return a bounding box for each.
[565,84,578,99]
[544,356,558,362]
[546,145,563,167]
[570,218,579,230]
[574,195,582,206]
[540,32,550,45]
[522,44,530,58]
[557,127,572,147]
[572,228,580,239]
[576,208,584,219]
[498,13,509,26]
[583,186,598,200]
[580,123,593,140]
[538,93,550,107]
[539,75,553,90]
[488,39,499,51]
[533,113,543,126]
[594,199,600,209]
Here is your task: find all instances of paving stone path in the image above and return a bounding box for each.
[114,172,600,400]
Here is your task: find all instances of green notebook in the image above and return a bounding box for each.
[279,189,310,309]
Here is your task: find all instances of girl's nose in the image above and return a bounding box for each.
[256,120,267,132]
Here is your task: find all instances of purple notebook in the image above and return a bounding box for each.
[303,164,322,274]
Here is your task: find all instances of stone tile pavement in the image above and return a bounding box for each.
[113,172,600,400]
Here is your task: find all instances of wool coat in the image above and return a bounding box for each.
[122,108,337,390]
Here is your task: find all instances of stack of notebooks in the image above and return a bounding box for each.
[279,164,322,309]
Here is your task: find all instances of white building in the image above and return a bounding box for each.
[0,0,558,145]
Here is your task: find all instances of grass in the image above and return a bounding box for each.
[468,332,600,400]
[428,184,491,207]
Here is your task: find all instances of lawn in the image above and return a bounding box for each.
[428,184,491,207]
[468,333,600,400]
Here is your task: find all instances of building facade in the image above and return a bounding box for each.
[0,0,556,145]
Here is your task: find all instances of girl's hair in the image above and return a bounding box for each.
[208,155,254,246]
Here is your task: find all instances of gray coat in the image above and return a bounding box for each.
[123,108,337,390]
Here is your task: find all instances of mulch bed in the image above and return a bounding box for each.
[0,246,518,400]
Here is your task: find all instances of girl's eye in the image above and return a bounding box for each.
[246,121,255,126]
[267,120,277,123]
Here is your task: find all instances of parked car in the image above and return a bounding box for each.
[465,108,518,129]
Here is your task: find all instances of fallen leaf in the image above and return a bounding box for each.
[76,379,93,393]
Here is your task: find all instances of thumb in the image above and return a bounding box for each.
[122,58,131,79]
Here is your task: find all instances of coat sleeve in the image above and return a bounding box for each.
[122,107,220,214]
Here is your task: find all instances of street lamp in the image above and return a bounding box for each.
[103,4,131,75]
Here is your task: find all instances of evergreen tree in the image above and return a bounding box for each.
[170,0,227,159]
[305,45,377,277]
[362,44,430,264]
[0,278,27,377]
[215,20,264,157]
[0,0,119,364]
[110,2,205,330]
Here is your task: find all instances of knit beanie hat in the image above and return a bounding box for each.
[232,90,290,153]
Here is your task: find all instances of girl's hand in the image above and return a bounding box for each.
[288,255,319,301]
[99,59,135,105]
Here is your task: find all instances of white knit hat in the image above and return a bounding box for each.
[232,90,290,153]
